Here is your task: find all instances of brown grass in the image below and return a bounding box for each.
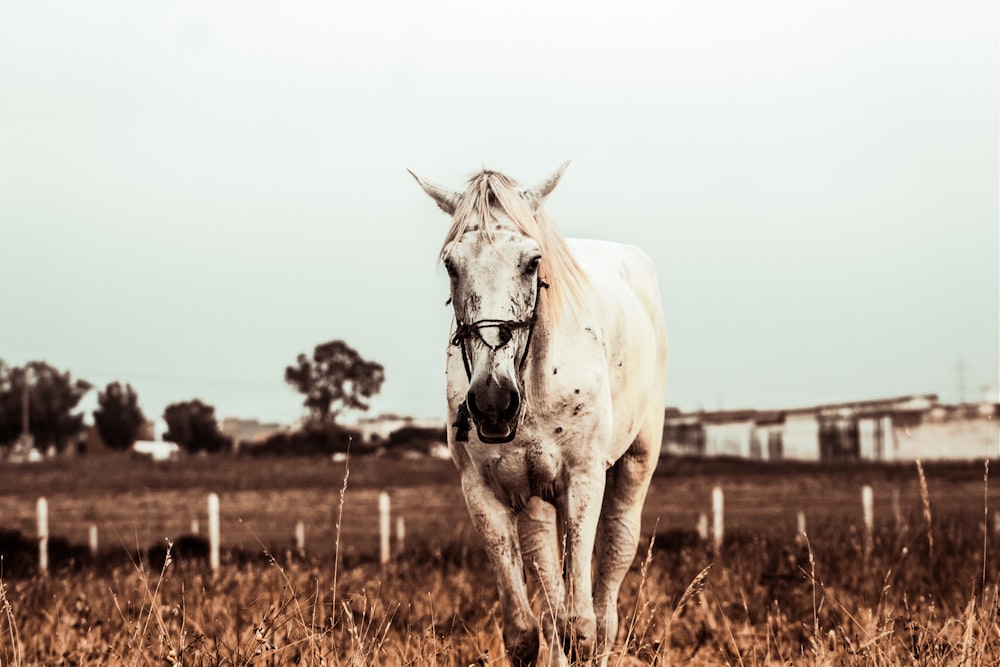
[1,455,998,665]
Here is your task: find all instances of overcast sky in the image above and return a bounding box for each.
[1,1,997,426]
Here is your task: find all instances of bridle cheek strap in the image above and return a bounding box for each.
[451,280,546,381]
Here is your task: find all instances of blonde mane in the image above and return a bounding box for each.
[440,169,590,324]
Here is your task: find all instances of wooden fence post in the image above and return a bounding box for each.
[379,492,391,566]
[891,486,903,534]
[295,520,306,556]
[395,515,406,554]
[37,497,48,575]
[697,513,709,541]
[208,493,220,574]
[88,524,98,559]
[862,485,874,560]
[711,486,724,552]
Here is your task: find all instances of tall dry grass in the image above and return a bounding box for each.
[1,457,997,666]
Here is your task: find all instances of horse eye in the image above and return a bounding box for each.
[525,256,541,275]
[444,258,457,277]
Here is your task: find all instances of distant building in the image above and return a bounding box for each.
[355,414,445,445]
[220,417,290,451]
[131,440,180,461]
[661,409,704,457]
[893,402,999,461]
[702,409,758,458]
[663,394,999,462]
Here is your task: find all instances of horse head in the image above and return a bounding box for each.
[410,164,568,443]
[444,229,542,442]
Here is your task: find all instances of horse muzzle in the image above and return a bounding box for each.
[467,379,522,444]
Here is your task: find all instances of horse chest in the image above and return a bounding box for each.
[476,441,563,508]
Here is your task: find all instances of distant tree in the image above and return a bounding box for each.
[162,400,231,453]
[0,360,91,452]
[93,382,146,450]
[284,340,385,424]
[0,360,20,447]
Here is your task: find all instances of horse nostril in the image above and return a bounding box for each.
[467,392,494,422]
[467,392,482,420]
[504,391,520,421]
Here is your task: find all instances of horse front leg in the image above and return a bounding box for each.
[592,429,661,666]
[461,474,540,666]
[556,467,606,664]
[519,497,568,667]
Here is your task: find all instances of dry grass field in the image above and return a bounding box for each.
[1,454,998,665]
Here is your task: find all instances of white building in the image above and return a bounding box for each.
[354,414,445,445]
[131,440,180,461]
[663,394,999,462]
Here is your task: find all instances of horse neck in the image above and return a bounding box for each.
[520,300,566,408]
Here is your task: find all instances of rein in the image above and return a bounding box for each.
[451,278,547,380]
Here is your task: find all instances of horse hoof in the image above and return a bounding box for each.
[559,615,597,661]
[504,623,540,667]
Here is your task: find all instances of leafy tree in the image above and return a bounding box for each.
[93,382,146,450]
[0,360,20,447]
[284,340,385,424]
[162,400,231,453]
[0,360,91,452]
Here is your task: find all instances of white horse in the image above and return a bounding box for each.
[411,164,668,666]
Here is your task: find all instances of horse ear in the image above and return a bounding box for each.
[521,161,570,210]
[408,170,460,216]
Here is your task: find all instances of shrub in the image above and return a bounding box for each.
[246,421,360,457]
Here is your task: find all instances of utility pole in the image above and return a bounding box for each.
[957,359,967,404]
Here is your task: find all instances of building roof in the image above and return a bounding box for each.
[785,394,938,416]
[664,394,943,426]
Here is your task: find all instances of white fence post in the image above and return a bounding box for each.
[697,513,709,541]
[395,515,406,554]
[891,486,903,533]
[37,497,48,575]
[796,510,807,546]
[379,492,391,565]
[88,524,99,559]
[711,486,724,552]
[191,519,200,535]
[208,493,220,574]
[862,485,874,559]
[295,520,306,556]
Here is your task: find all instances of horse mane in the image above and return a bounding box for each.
[440,169,591,324]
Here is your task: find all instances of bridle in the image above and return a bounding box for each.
[450,277,548,381]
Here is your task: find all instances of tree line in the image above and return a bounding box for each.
[0,340,385,457]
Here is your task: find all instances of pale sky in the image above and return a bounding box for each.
[1,1,997,426]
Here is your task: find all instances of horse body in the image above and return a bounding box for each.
[412,165,667,666]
